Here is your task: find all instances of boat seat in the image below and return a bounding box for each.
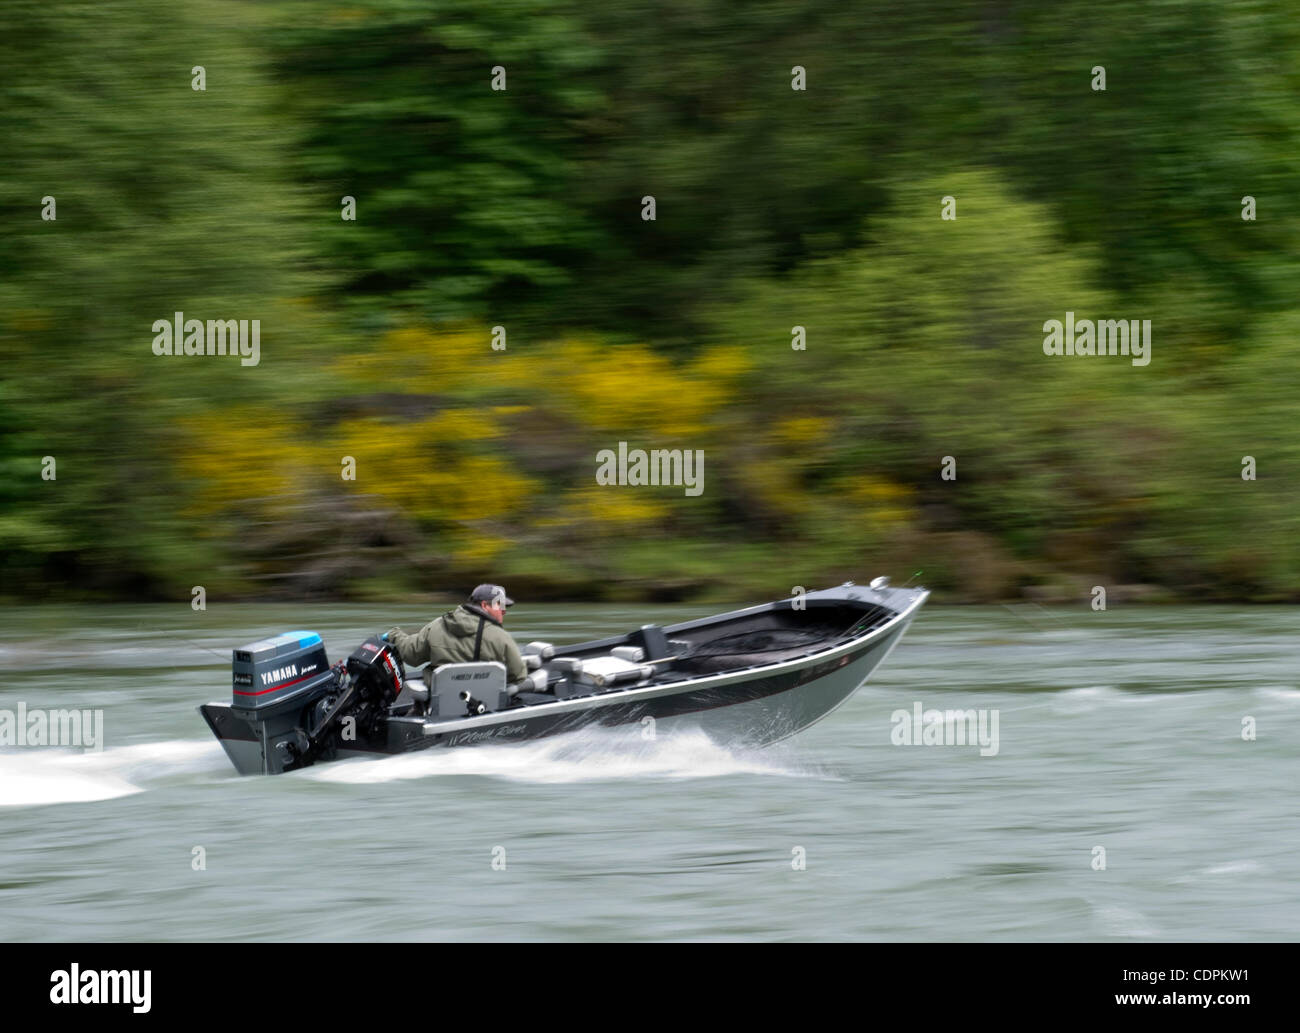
[426,661,509,717]
[634,624,671,661]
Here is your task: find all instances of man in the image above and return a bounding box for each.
[384,584,527,685]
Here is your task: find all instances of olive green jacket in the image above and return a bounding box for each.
[388,604,527,684]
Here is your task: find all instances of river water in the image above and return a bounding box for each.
[0,603,1295,941]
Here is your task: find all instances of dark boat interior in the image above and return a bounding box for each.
[558,600,898,679]
[395,599,902,713]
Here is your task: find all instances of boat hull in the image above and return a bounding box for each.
[201,584,927,774]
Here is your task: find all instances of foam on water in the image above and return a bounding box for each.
[304,725,833,786]
[1052,685,1191,714]
[0,740,227,809]
[1094,905,1157,939]
[1172,859,1266,885]
[1067,685,1119,697]
[1202,860,1264,876]
[1051,685,1120,714]
[0,727,830,806]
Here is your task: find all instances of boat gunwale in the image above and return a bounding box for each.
[401,587,930,736]
[197,587,929,745]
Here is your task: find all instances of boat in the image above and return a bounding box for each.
[200,577,928,775]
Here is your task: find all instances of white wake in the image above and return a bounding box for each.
[304,725,834,786]
[0,740,228,809]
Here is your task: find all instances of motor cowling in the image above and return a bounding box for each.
[345,636,406,705]
[219,632,410,775]
[231,630,334,716]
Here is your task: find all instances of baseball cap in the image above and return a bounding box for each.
[470,584,515,608]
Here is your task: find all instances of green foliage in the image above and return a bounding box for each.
[708,171,1300,598]
[0,0,329,595]
[2,0,1298,601]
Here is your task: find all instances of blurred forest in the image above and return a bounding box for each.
[2,0,1298,603]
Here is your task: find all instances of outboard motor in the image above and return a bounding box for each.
[335,636,406,731]
[231,631,334,714]
[203,631,408,776]
[345,636,406,696]
[295,636,407,769]
[216,631,342,775]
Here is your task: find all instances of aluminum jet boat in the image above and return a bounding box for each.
[200,577,928,775]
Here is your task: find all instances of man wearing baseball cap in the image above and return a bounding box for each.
[384,584,527,685]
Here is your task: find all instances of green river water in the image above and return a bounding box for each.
[0,603,1294,941]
